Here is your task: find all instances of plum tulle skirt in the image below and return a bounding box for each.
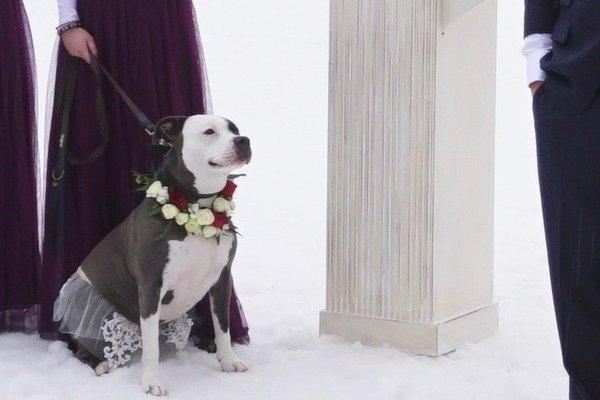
[0,0,41,333]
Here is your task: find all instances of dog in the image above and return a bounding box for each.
[57,115,251,396]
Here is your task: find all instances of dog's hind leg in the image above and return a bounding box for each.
[65,336,109,376]
[209,264,247,373]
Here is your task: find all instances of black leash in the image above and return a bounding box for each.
[46,54,189,253]
[49,56,77,187]
[50,55,165,189]
[89,55,155,136]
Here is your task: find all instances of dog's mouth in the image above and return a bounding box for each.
[208,157,250,169]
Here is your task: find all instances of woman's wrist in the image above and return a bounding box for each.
[56,20,82,36]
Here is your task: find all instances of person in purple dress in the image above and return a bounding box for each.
[40,0,249,348]
[0,1,41,333]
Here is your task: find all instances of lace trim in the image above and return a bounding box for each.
[160,314,194,351]
[100,312,193,369]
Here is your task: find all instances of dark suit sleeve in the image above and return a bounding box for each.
[524,0,558,37]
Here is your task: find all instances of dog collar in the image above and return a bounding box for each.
[162,169,221,202]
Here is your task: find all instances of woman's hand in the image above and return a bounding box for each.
[61,27,98,64]
[530,80,544,96]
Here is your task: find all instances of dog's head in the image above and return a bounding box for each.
[156,115,252,194]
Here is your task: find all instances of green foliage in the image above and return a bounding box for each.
[132,171,152,192]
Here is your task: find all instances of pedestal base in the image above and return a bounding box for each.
[319,304,499,357]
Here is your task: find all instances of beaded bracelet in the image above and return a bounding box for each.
[56,20,82,36]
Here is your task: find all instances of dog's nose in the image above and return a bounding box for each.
[234,136,250,146]
[233,136,252,162]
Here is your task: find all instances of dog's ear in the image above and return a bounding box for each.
[155,116,188,138]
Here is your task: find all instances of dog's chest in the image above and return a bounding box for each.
[159,234,233,322]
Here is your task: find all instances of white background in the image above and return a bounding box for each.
[0,1,567,399]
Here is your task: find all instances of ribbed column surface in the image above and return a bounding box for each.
[326,0,437,324]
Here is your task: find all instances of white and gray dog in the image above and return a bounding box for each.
[54,115,251,396]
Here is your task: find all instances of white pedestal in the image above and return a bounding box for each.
[321,0,498,356]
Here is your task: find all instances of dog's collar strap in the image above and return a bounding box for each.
[162,170,221,202]
[179,188,219,202]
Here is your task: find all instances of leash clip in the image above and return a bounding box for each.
[51,169,65,187]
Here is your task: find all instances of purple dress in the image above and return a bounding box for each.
[0,1,41,332]
[41,0,249,346]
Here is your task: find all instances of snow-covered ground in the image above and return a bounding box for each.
[0,1,568,399]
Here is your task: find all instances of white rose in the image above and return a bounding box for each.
[195,209,215,226]
[161,204,178,220]
[175,212,190,226]
[146,181,163,198]
[202,225,218,238]
[213,197,231,214]
[147,181,170,205]
[155,187,169,205]
[184,219,202,235]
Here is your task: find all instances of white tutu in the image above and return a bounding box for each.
[53,273,193,369]
[53,274,115,344]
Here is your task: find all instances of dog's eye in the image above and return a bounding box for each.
[203,129,216,136]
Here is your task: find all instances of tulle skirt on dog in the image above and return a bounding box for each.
[54,273,193,369]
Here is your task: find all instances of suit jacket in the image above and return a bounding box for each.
[526,0,600,113]
[525,0,558,36]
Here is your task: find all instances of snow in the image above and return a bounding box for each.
[1,0,568,398]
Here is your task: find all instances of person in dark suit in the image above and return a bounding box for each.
[525,1,600,399]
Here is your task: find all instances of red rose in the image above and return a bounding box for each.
[170,190,189,210]
[213,212,230,230]
[219,180,237,199]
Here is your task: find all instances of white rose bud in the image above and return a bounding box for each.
[230,200,236,211]
[184,219,202,235]
[175,212,190,226]
[187,203,200,220]
[202,225,218,238]
[213,197,231,214]
[161,204,178,220]
[195,209,215,226]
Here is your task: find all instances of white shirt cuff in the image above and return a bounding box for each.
[58,0,79,26]
[522,34,553,86]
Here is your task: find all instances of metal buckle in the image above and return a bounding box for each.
[51,169,65,187]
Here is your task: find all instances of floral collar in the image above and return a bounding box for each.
[134,171,238,241]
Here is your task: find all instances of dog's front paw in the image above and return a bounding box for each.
[219,358,248,373]
[142,382,168,397]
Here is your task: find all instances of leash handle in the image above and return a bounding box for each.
[90,55,155,135]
